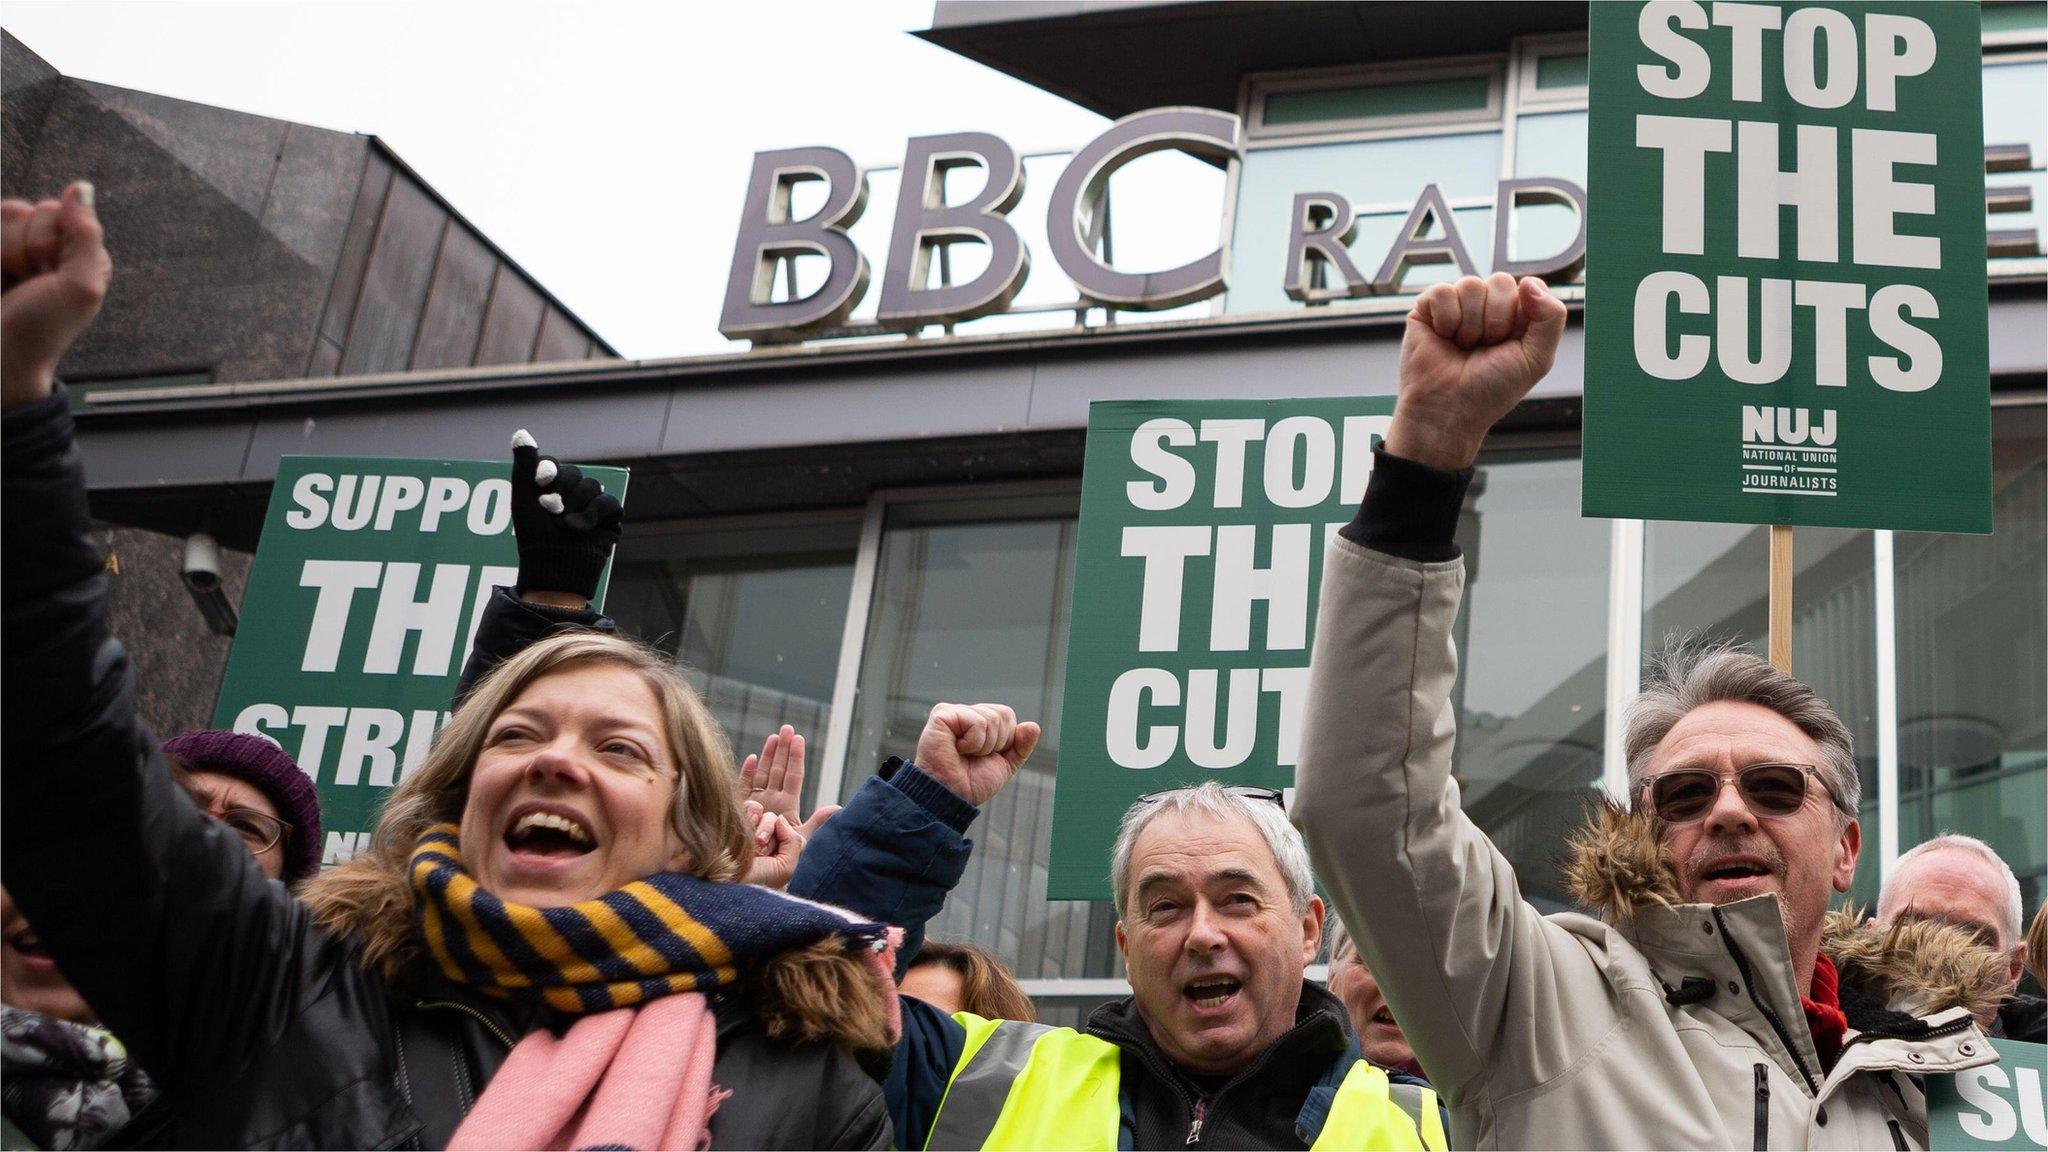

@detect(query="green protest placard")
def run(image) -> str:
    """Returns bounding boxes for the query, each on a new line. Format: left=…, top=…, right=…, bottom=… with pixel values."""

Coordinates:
left=212, top=455, right=628, bottom=866
left=1047, top=397, right=1395, bottom=900
left=1927, top=1037, right=2047, bottom=1150
left=1584, top=1, right=1990, bottom=532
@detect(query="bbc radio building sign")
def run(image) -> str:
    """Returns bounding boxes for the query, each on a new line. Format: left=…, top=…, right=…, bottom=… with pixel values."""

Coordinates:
left=67, top=3, right=2048, bottom=1012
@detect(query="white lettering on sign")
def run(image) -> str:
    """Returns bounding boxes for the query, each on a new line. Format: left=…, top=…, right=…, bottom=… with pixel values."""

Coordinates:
left=296, top=560, right=516, bottom=677
left=1628, top=2, right=1947, bottom=400
left=286, top=473, right=513, bottom=535
left=1105, top=665, right=1316, bottom=771
left=1954, top=1062, right=2048, bottom=1145
left=1108, top=410, right=1388, bottom=776
left=234, top=701, right=451, bottom=787
left=1124, top=416, right=1388, bottom=513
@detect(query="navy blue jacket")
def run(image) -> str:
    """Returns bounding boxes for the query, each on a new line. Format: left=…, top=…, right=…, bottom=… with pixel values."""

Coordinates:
left=788, top=761, right=1440, bottom=1150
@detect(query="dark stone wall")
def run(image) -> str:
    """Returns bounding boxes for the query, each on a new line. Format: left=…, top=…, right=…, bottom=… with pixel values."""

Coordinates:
left=99, top=524, right=252, bottom=737
left=1, top=28, right=612, bottom=392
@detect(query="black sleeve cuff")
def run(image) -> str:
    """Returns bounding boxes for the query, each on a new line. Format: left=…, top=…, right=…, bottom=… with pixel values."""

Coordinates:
left=1336, top=444, right=1473, bottom=563
left=884, top=760, right=981, bottom=835
left=1, top=385, right=76, bottom=473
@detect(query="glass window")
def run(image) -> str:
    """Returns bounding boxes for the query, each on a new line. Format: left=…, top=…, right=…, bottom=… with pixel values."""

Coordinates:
left=1642, top=522, right=1882, bottom=905
left=1983, top=2, right=2048, bottom=38
left=1453, top=453, right=1611, bottom=910
left=1984, top=60, right=2047, bottom=263
left=604, top=521, right=857, bottom=798
left=1226, top=133, right=1502, bottom=315
left=837, top=492, right=1120, bottom=980
left=1264, top=73, right=1494, bottom=127
left=1534, top=52, right=1589, bottom=90
left=1509, top=110, right=1589, bottom=274
left=1894, top=406, right=2046, bottom=911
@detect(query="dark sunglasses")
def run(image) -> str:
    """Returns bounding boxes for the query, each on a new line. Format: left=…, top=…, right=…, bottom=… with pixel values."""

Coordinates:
left=1137, top=785, right=1286, bottom=808
left=1643, top=762, right=1846, bottom=824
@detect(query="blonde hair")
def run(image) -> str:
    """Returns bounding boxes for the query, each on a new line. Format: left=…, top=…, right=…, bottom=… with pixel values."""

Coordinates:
left=302, top=631, right=752, bottom=980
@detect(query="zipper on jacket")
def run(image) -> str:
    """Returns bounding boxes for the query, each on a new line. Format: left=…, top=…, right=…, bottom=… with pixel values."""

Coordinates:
left=416, top=999, right=517, bottom=1050
left=1836, top=1010, right=1973, bottom=1059
left=1186, top=1098, right=1207, bottom=1146
left=1752, top=1063, right=1769, bottom=1151
left=1887, top=1119, right=1908, bottom=1150
left=1712, top=907, right=1819, bottom=1095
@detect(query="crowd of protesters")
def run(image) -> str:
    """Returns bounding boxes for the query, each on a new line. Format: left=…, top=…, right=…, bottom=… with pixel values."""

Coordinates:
left=2, top=181, right=2041, bottom=1152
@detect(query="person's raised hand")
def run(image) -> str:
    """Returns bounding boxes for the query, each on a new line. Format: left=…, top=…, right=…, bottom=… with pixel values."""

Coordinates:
left=2, top=183, right=111, bottom=411
left=1387, top=273, right=1567, bottom=470
left=508, top=429, right=623, bottom=608
left=739, top=725, right=842, bottom=837
left=742, top=800, right=807, bottom=890
left=915, top=702, right=1041, bottom=807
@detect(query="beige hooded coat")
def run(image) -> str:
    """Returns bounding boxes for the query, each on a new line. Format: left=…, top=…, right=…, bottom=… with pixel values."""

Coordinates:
left=1297, top=538, right=2004, bottom=1150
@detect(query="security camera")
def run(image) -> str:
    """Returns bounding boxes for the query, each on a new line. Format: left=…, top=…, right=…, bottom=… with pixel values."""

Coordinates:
left=182, top=533, right=237, bottom=636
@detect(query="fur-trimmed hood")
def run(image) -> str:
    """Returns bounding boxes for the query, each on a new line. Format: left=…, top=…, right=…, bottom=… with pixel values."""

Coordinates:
left=1562, top=800, right=2008, bottom=1024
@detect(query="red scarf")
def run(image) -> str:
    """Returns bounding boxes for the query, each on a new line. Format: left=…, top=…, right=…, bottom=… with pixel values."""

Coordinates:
left=1803, top=953, right=1848, bottom=1071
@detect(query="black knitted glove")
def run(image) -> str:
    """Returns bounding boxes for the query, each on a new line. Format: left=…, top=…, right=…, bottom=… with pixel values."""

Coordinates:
left=509, top=428, right=622, bottom=602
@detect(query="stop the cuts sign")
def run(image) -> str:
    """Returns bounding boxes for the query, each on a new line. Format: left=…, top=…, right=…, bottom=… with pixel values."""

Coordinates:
left=1583, top=1, right=1990, bottom=532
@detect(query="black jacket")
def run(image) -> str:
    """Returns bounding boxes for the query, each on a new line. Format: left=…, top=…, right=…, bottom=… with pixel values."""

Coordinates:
left=0, top=389, right=888, bottom=1150
left=1996, top=993, right=2046, bottom=1044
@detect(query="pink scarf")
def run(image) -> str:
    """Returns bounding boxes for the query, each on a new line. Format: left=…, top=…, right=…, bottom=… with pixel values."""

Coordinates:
left=449, top=993, right=728, bottom=1151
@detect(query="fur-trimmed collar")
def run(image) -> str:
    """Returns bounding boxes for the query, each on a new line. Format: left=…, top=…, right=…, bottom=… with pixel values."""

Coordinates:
left=1562, top=800, right=2007, bottom=1026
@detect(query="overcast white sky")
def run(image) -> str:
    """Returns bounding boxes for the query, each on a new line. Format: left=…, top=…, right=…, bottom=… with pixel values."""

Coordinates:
left=2, top=1, right=1137, bottom=358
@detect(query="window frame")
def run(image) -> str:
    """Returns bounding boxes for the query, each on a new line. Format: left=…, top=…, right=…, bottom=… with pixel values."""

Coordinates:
left=1242, top=55, right=1508, bottom=143
left=1516, top=32, right=1591, bottom=109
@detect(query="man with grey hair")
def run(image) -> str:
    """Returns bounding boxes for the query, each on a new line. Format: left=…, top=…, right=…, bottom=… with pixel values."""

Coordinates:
left=1297, top=273, right=1999, bottom=1149
left=1879, top=834, right=2043, bottom=1041
left=792, top=717, right=1444, bottom=1149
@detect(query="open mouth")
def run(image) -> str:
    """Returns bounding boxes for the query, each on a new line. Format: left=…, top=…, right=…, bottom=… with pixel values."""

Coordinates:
left=503, top=807, right=596, bottom=859
left=1700, top=859, right=1773, bottom=883
left=1183, top=976, right=1242, bottom=1010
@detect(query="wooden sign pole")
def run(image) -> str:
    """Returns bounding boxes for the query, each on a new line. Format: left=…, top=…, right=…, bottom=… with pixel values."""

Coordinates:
left=1768, top=525, right=1794, bottom=673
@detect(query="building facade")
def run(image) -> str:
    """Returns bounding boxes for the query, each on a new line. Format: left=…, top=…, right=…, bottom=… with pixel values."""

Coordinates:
left=24, top=4, right=2048, bottom=1016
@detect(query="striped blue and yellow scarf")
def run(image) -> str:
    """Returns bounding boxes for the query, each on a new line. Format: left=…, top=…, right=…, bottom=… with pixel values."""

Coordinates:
left=409, top=823, right=891, bottom=1015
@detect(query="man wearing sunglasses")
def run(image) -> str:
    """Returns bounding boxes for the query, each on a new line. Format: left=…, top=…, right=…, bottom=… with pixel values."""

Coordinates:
left=1297, top=273, right=2000, bottom=1150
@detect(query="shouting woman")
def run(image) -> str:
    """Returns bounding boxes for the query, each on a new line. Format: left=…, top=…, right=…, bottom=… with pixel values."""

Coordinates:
left=1, top=184, right=895, bottom=1150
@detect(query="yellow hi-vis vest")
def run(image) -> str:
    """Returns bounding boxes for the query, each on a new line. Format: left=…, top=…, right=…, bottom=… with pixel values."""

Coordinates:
left=923, top=1014, right=1449, bottom=1151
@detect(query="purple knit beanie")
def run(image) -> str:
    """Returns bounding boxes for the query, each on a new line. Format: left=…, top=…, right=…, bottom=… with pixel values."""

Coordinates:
left=161, top=730, right=323, bottom=881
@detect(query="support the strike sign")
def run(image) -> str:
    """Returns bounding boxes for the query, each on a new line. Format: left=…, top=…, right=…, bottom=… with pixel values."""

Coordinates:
left=1047, top=397, right=1394, bottom=900
left=1584, top=1, right=1991, bottom=534
left=211, top=456, right=628, bottom=867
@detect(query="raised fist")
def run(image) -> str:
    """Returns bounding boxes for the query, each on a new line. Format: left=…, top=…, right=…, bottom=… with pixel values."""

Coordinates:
left=915, top=703, right=1041, bottom=808
left=1387, top=273, right=1568, bottom=470
left=509, top=429, right=623, bottom=604
left=2, top=183, right=111, bottom=410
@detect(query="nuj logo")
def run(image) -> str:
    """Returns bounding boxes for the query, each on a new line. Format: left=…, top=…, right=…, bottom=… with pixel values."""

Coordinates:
left=1740, top=407, right=1839, bottom=497
left=1742, top=406, right=1837, bottom=447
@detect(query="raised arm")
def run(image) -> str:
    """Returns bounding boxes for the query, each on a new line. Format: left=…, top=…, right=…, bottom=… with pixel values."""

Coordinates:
left=1296, top=274, right=1611, bottom=1104
left=789, top=703, right=1039, bottom=1149
left=454, top=430, right=621, bottom=704
left=1, top=187, right=350, bottom=1094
